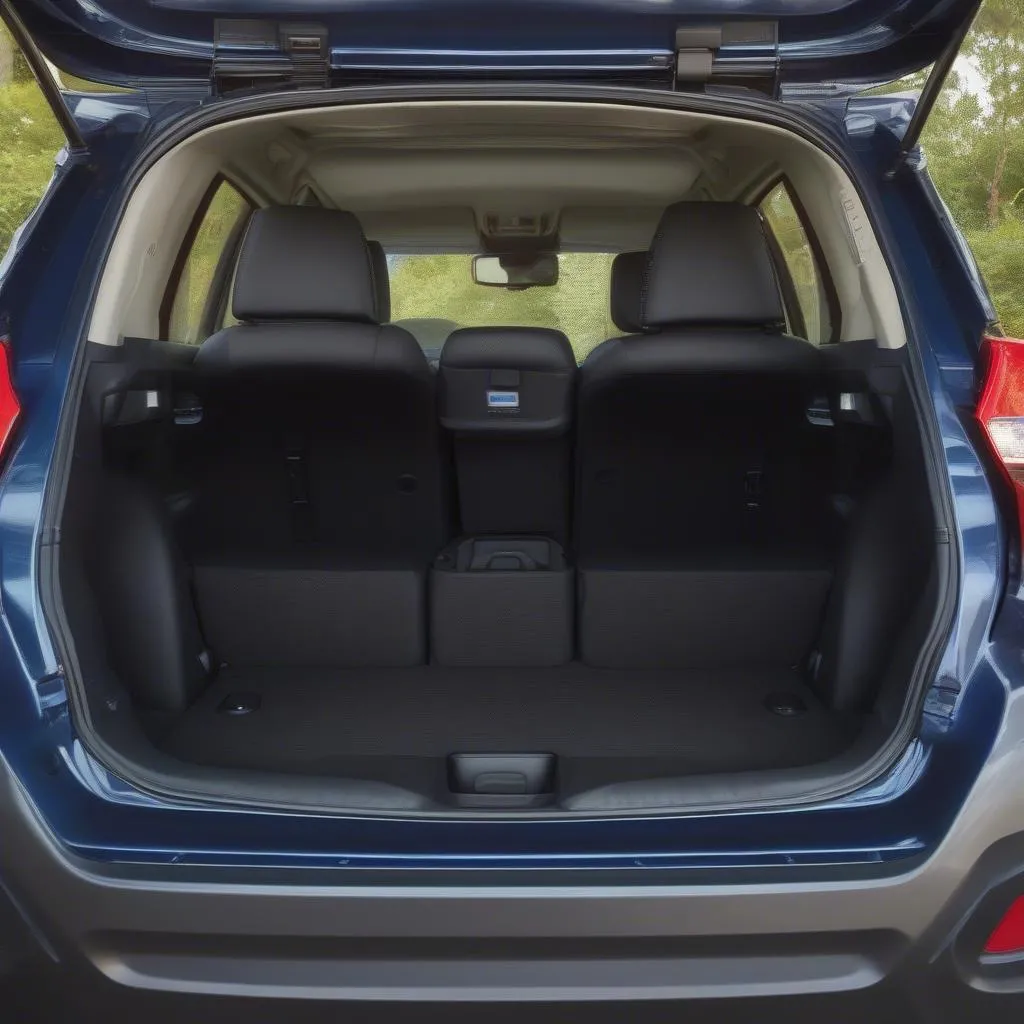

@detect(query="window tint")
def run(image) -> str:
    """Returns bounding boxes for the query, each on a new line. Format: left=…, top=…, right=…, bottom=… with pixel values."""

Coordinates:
left=388, top=253, right=616, bottom=362
left=0, top=20, right=67, bottom=265
left=759, top=182, right=832, bottom=344
left=165, top=180, right=251, bottom=345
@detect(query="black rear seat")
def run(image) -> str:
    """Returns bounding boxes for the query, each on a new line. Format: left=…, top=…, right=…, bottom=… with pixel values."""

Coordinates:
left=438, top=326, right=576, bottom=543
left=431, top=326, right=577, bottom=666
left=177, top=204, right=833, bottom=674
left=576, top=202, right=833, bottom=668
left=185, top=206, right=446, bottom=667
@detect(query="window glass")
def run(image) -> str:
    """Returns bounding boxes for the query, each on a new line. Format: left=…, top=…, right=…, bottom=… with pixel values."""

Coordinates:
left=166, top=180, right=251, bottom=344
left=0, top=20, right=67, bottom=264
left=388, top=253, right=616, bottom=362
left=759, top=182, right=831, bottom=344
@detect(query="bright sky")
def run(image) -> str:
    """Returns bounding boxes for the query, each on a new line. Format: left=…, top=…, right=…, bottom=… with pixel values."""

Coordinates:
left=956, top=54, right=992, bottom=112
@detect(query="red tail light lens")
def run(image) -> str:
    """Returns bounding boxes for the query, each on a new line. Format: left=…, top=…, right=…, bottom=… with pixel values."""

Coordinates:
left=0, top=339, right=19, bottom=462
left=976, top=335, right=1024, bottom=542
left=985, top=895, right=1024, bottom=956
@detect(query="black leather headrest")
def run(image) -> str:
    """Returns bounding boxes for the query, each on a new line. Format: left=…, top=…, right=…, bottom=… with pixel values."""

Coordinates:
left=642, top=202, right=784, bottom=330
left=610, top=251, right=646, bottom=334
left=232, top=206, right=378, bottom=323
left=441, top=327, right=575, bottom=372
left=367, top=241, right=390, bottom=323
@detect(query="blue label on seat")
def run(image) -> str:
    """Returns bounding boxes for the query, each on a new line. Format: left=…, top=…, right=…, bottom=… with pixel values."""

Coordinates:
left=487, top=390, right=520, bottom=409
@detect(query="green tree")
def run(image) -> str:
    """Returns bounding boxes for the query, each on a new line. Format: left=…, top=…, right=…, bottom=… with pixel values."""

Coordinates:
left=965, top=0, right=1024, bottom=228
left=911, top=0, right=1024, bottom=335
left=897, top=1, right=1024, bottom=234
left=0, top=21, right=65, bottom=262
left=966, top=219, right=1024, bottom=333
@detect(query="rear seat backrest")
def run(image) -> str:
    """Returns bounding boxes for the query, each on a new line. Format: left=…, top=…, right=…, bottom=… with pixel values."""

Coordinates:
left=438, top=326, right=576, bottom=544
left=579, top=202, right=827, bottom=558
left=432, top=326, right=577, bottom=666
left=191, top=206, right=442, bottom=560
left=184, top=206, right=445, bottom=667
left=576, top=202, right=832, bottom=669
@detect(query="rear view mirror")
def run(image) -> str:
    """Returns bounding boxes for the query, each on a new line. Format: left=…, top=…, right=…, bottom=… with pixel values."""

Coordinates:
left=473, top=254, right=559, bottom=288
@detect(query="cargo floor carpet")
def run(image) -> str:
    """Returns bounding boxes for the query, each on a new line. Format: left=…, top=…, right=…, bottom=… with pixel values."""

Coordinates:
left=159, top=665, right=861, bottom=797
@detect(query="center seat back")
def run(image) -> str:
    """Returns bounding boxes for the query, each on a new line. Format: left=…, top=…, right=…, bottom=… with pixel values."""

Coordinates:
left=438, top=326, right=576, bottom=544
left=577, top=202, right=832, bottom=669
left=430, top=326, right=577, bottom=667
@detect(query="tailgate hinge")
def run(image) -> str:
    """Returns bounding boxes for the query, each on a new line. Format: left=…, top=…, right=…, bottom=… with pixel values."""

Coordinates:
left=674, top=22, right=780, bottom=99
left=213, top=20, right=330, bottom=96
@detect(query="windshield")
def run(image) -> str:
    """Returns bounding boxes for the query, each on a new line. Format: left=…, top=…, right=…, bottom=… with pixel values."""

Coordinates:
left=387, top=253, right=617, bottom=362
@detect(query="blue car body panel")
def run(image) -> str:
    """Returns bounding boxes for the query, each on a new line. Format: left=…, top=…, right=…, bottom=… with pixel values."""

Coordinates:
left=0, top=79, right=1008, bottom=874
left=11, top=0, right=982, bottom=90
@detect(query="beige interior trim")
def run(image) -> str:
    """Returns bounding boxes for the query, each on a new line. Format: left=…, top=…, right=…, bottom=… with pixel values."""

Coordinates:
left=87, top=99, right=906, bottom=349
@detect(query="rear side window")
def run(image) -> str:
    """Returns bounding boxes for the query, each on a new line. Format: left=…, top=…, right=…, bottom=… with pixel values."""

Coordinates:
left=759, top=182, right=833, bottom=344
left=163, top=179, right=251, bottom=345
left=0, top=20, right=67, bottom=264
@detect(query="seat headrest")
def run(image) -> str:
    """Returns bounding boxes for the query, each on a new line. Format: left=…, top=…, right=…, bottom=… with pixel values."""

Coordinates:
left=610, top=251, right=646, bottom=334
left=232, top=206, right=379, bottom=323
left=367, top=240, right=391, bottom=323
left=642, top=202, right=784, bottom=330
left=440, top=327, right=575, bottom=372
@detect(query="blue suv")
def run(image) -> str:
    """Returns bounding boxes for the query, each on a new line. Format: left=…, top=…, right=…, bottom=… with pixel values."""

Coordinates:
left=1, top=0, right=1023, bottom=1020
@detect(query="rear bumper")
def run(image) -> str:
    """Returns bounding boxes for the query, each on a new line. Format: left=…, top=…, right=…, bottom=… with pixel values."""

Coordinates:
left=3, top=758, right=1024, bottom=1021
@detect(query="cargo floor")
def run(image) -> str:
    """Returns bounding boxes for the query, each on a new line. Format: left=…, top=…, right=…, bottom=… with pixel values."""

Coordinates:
left=159, top=665, right=861, bottom=797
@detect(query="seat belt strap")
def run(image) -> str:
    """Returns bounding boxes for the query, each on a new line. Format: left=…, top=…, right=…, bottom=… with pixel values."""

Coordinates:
left=285, top=435, right=312, bottom=542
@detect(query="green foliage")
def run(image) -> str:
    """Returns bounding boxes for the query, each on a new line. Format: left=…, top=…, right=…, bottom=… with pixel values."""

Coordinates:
left=916, top=0, right=1024, bottom=333
left=0, top=21, right=123, bottom=267
left=0, top=20, right=65, bottom=261
left=965, top=217, right=1024, bottom=336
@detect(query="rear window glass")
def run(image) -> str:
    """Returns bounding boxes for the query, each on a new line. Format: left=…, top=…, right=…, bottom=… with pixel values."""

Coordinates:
left=164, top=179, right=251, bottom=345
left=388, top=253, right=616, bottom=362
left=759, top=182, right=832, bottom=344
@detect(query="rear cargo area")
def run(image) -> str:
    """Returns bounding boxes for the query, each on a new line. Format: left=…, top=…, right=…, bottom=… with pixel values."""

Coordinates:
left=50, top=101, right=944, bottom=814
left=161, top=665, right=859, bottom=798
left=58, top=310, right=932, bottom=812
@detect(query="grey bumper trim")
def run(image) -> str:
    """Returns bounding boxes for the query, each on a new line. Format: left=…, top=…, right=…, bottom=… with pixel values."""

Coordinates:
left=4, top=689, right=1024, bottom=1000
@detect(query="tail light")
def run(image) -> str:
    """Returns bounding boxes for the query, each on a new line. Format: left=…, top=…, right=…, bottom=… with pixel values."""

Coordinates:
left=985, top=895, right=1024, bottom=956
left=976, top=335, right=1024, bottom=543
left=975, top=341, right=1024, bottom=960
left=0, top=338, right=19, bottom=461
